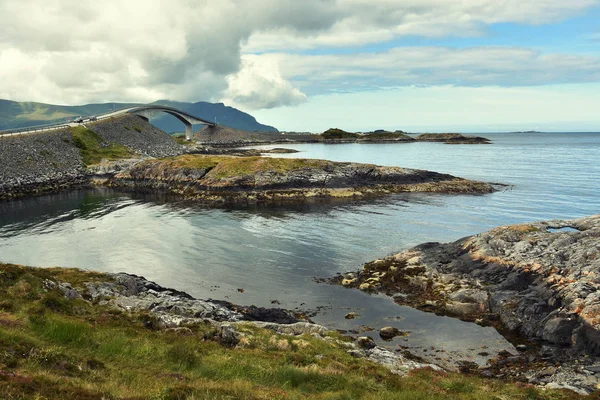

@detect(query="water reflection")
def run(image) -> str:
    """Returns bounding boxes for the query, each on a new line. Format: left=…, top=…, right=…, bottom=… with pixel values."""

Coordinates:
left=1, top=133, right=599, bottom=367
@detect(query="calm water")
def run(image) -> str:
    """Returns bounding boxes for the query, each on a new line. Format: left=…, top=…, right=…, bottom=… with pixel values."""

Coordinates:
left=1, top=132, right=599, bottom=366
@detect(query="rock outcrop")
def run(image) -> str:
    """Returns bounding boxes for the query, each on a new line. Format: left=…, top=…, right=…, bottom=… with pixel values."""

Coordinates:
left=89, top=115, right=183, bottom=158
left=0, top=128, right=87, bottom=199
left=415, top=133, right=491, bottom=144
left=335, top=215, right=600, bottom=353
left=331, top=215, right=600, bottom=393
left=50, top=270, right=438, bottom=377
left=102, top=154, right=496, bottom=205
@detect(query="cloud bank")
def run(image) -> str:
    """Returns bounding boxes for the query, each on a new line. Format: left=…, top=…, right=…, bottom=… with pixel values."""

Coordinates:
left=0, top=0, right=599, bottom=109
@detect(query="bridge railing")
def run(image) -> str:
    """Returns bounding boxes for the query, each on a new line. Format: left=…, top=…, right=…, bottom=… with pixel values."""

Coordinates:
left=0, top=105, right=139, bottom=136
left=0, top=123, right=71, bottom=136
left=95, top=106, right=139, bottom=119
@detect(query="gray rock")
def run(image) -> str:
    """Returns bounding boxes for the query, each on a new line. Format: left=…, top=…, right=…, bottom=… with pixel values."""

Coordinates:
left=340, top=215, right=600, bottom=355
left=543, top=317, right=578, bottom=345
left=345, top=312, right=360, bottom=320
left=247, top=321, right=328, bottom=337
left=449, top=288, right=488, bottom=305
left=85, top=281, right=119, bottom=301
left=220, top=324, right=242, bottom=347
left=545, top=382, right=591, bottom=396
left=516, top=344, right=528, bottom=352
left=585, top=365, right=600, bottom=373
left=0, top=115, right=184, bottom=200
left=58, top=282, right=82, bottom=299
left=348, top=349, right=364, bottom=358
left=379, top=327, right=406, bottom=341
left=357, top=336, right=376, bottom=350
left=365, top=347, right=442, bottom=376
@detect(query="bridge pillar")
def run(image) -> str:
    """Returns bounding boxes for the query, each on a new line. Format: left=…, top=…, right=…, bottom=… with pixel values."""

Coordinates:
left=185, top=122, right=193, bottom=141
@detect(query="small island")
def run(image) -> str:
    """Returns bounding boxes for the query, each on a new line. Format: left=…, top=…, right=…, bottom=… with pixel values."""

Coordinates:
left=96, top=153, right=495, bottom=205
left=414, top=133, right=491, bottom=144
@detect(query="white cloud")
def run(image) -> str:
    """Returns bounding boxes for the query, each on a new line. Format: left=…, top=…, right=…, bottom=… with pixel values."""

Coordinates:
left=223, top=55, right=307, bottom=110
left=0, top=0, right=599, bottom=107
left=249, top=47, right=600, bottom=96
left=252, top=84, right=600, bottom=132
left=244, top=0, right=600, bottom=52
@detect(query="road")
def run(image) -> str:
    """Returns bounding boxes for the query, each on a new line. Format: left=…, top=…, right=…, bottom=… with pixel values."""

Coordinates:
left=0, top=107, right=136, bottom=137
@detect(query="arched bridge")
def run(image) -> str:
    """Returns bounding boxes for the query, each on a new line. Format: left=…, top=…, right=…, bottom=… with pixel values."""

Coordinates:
left=1, top=104, right=216, bottom=140
left=126, top=105, right=216, bottom=141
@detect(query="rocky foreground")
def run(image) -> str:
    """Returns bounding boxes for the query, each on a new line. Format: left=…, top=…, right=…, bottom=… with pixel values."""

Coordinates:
left=0, top=262, right=587, bottom=398
left=93, top=154, right=495, bottom=205
left=331, top=215, right=600, bottom=394
left=57, top=271, right=438, bottom=374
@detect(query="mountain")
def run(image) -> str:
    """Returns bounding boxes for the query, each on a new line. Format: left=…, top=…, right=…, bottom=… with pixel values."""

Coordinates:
left=150, top=100, right=277, bottom=133
left=0, top=99, right=278, bottom=133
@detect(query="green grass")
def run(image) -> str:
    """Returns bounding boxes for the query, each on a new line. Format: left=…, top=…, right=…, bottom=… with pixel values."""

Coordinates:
left=174, top=136, right=193, bottom=145
left=362, top=132, right=412, bottom=140
left=136, top=155, right=330, bottom=179
left=207, top=156, right=329, bottom=178
left=151, top=154, right=224, bottom=170
left=319, top=128, right=359, bottom=139
left=0, top=262, right=590, bottom=399
left=70, top=126, right=135, bottom=165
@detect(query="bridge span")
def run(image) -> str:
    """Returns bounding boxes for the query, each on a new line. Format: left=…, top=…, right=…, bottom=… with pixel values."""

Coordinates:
left=127, top=105, right=216, bottom=141
left=0, top=105, right=216, bottom=141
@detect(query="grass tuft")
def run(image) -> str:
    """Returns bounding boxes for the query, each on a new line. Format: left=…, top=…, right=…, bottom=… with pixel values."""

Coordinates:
left=70, top=126, right=135, bottom=165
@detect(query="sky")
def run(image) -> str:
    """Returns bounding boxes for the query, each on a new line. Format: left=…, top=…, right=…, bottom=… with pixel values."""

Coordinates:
left=1, top=0, right=599, bottom=132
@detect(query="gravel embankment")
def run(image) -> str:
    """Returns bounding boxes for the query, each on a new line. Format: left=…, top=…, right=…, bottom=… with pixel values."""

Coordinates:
left=89, top=115, right=183, bottom=158
left=0, top=115, right=184, bottom=199
left=0, top=128, right=86, bottom=198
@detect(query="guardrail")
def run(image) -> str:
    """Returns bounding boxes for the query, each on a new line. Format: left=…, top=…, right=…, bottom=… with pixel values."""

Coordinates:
left=95, top=106, right=136, bottom=118
left=0, top=123, right=72, bottom=136
left=0, top=107, right=133, bottom=137
left=0, top=104, right=140, bottom=137
left=0, top=104, right=184, bottom=137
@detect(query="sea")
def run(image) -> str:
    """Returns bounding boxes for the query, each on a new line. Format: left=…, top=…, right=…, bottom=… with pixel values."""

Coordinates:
left=1, top=132, right=598, bottom=366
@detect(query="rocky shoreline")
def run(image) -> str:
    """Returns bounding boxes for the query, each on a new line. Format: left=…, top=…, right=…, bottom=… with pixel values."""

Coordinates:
left=93, top=154, right=496, bottom=205
left=328, top=215, right=600, bottom=394
left=196, top=126, right=491, bottom=147
left=41, top=268, right=439, bottom=377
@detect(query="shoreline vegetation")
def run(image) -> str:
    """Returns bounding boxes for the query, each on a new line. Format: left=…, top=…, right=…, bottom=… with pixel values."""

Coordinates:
left=0, top=262, right=587, bottom=399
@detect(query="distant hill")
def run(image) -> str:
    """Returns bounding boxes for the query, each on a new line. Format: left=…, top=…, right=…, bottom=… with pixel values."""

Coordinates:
left=0, top=99, right=278, bottom=133
left=150, top=100, right=277, bottom=133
